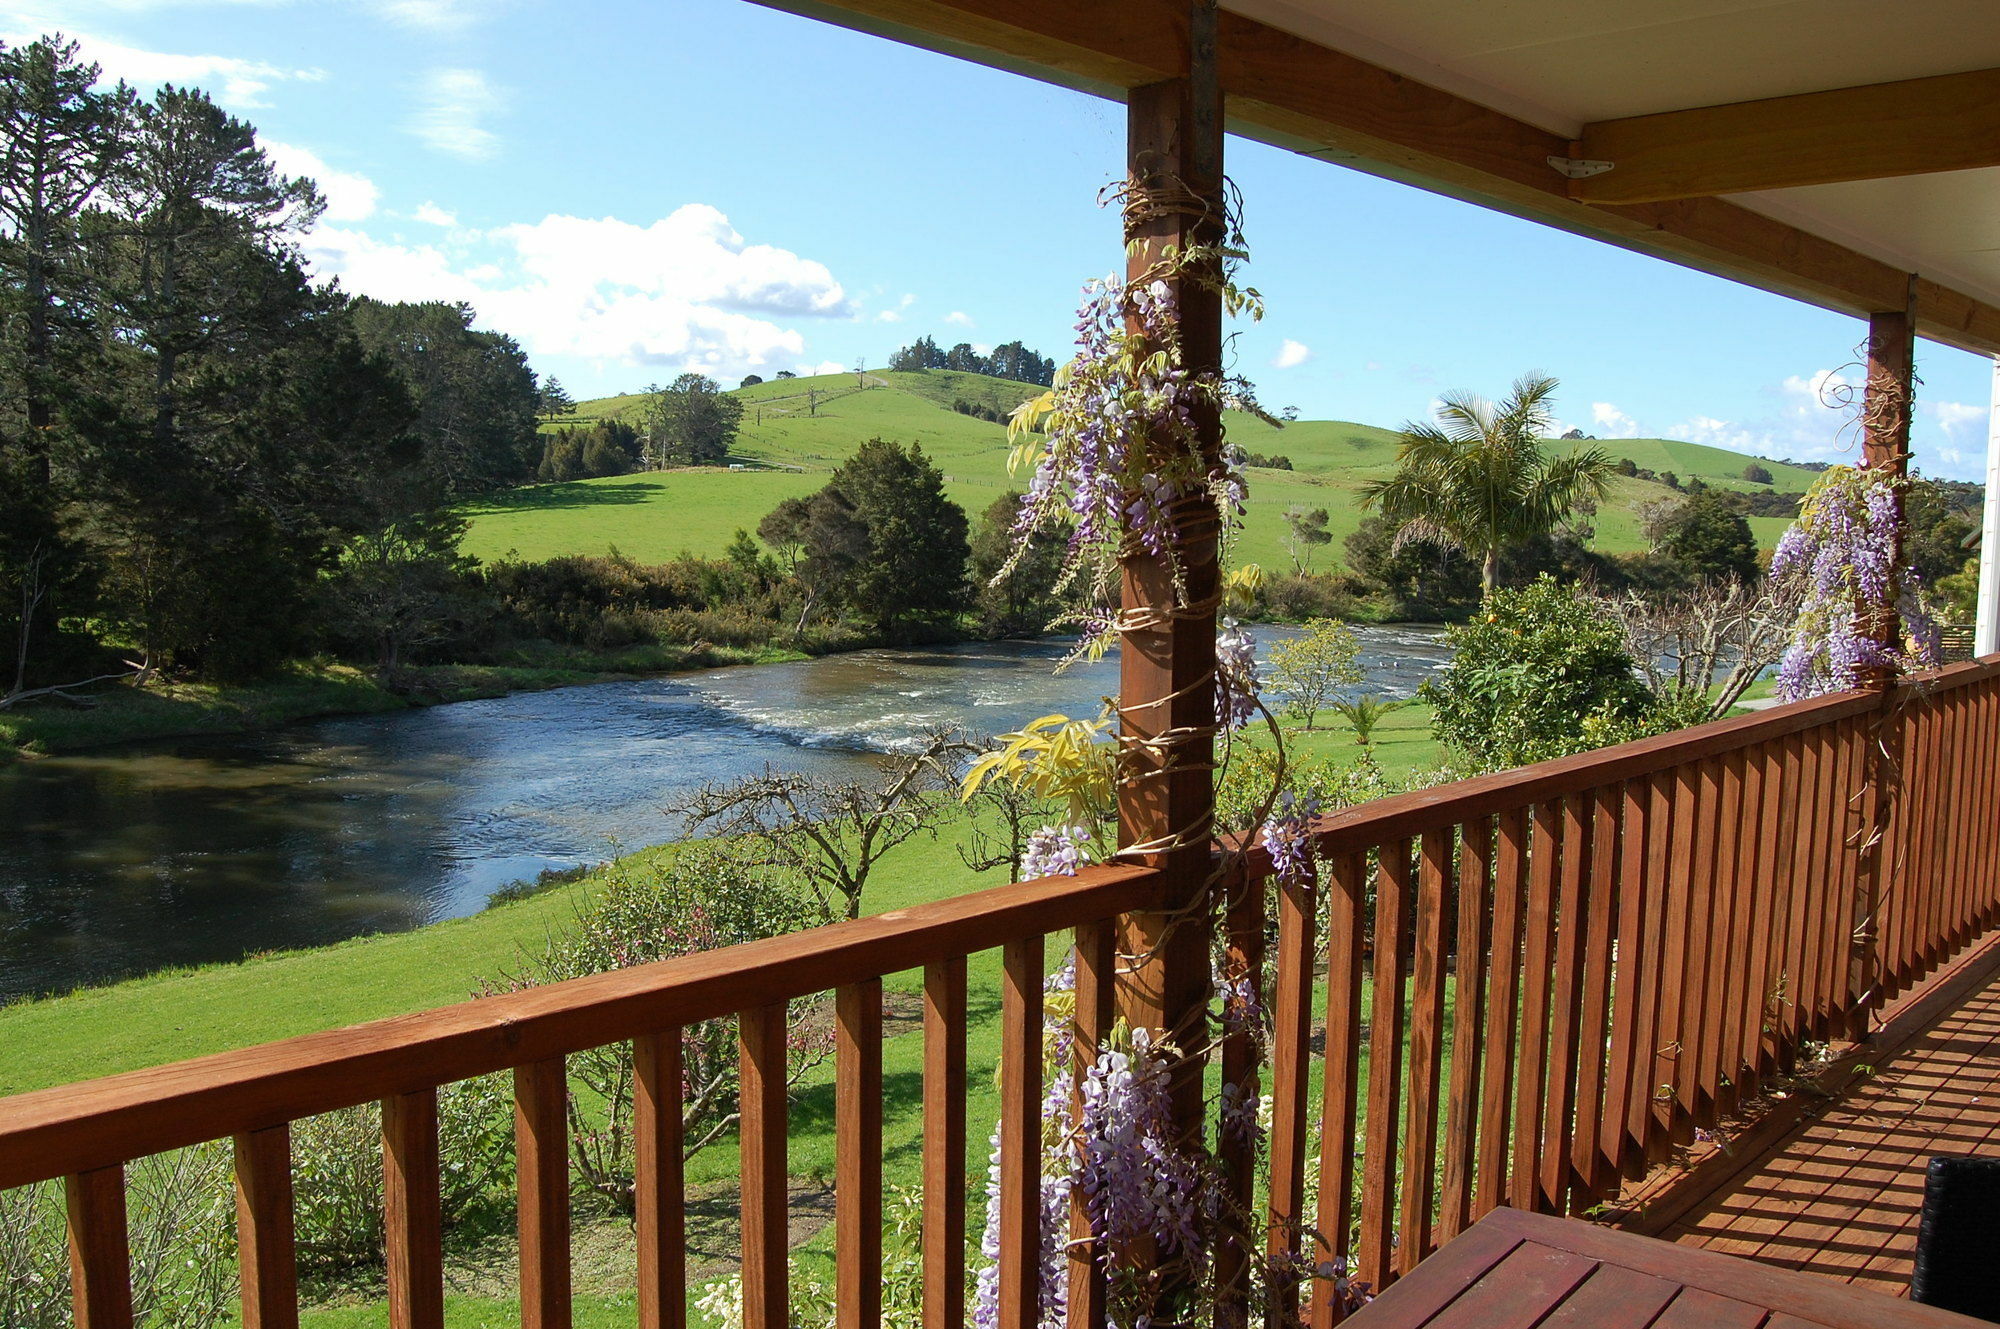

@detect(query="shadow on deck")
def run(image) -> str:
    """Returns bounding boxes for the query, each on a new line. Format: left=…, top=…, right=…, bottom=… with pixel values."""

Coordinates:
left=1610, top=934, right=2000, bottom=1299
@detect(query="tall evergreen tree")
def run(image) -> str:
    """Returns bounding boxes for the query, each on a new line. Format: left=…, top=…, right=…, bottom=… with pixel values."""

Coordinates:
left=824, top=438, right=968, bottom=635
left=0, top=35, right=130, bottom=473
left=349, top=298, right=540, bottom=494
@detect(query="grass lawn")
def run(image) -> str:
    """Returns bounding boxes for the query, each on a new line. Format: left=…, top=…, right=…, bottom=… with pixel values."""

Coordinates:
left=466, top=372, right=1812, bottom=574
left=0, top=708, right=1452, bottom=1326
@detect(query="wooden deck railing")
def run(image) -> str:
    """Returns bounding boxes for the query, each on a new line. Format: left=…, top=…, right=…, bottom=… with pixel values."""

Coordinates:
left=2, top=659, right=1997, bottom=1328
left=1271, top=655, right=2000, bottom=1321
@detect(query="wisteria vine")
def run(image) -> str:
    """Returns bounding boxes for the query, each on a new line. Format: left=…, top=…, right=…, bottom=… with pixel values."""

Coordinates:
left=1771, top=465, right=1941, bottom=700
left=959, top=181, right=1360, bottom=1327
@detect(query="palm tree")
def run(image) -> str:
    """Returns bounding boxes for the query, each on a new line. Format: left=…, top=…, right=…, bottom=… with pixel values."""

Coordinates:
left=1360, top=373, right=1615, bottom=598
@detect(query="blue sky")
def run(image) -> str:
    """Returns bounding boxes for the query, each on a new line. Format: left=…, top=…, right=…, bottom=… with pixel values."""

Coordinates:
left=17, top=0, right=1996, bottom=479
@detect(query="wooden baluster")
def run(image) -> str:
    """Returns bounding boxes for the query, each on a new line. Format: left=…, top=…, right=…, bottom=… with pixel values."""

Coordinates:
left=1311, top=850, right=1367, bottom=1328
left=1540, top=796, right=1591, bottom=1214
left=1360, top=839, right=1412, bottom=1290
left=1603, top=777, right=1652, bottom=1179
left=1266, top=857, right=1318, bottom=1328
left=1888, top=700, right=1920, bottom=992
left=741, top=1002, right=789, bottom=1329
left=1438, top=816, right=1492, bottom=1240
left=67, top=1164, right=133, bottom=1329
left=923, top=957, right=968, bottom=1329
left=1070, top=923, right=1114, bottom=1329
left=1976, top=684, right=2000, bottom=930
left=1904, top=696, right=1936, bottom=976
left=235, top=1124, right=299, bottom=1329
left=1509, top=803, right=1559, bottom=1210
left=635, top=1031, right=686, bottom=1329
left=1399, top=830, right=1452, bottom=1268
left=1832, top=718, right=1872, bottom=1033
left=1734, top=745, right=1776, bottom=1102
left=1216, top=869, right=1264, bottom=1326
left=1634, top=772, right=1677, bottom=1165
left=1680, top=759, right=1723, bottom=1131
left=1765, top=736, right=1804, bottom=1068
left=1947, top=691, right=1978, bottom=949
left=1572, top=785, right=1620, bottom=1200
left=384, top=1088, right=444, bottom=1329
left=998, top=936, right=1044, bottom=1329
left=1777, top=733, right=1819, bottom=1072
left=1704, top=752, right=1752, bottom=1112
left=1474, top=809, right=1527, bottom=1216
left=517, top=1058, right=571, bottom=1329
left=1653, top=765, right=1698, bottom=1143
left=837, top=981, right=884, bottom=1329
left=1832, top=720, right=1872, bottom=1032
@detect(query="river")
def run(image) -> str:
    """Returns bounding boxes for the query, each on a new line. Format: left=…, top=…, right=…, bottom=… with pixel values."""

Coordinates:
left=0, top=625, right=1448, bottom=1002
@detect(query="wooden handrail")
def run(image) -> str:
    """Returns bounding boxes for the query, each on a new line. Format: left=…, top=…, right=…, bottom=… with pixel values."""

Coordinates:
left=1252, top=657, right=2000, bottom=868
left=0, top=861, right=1164, bottom=1191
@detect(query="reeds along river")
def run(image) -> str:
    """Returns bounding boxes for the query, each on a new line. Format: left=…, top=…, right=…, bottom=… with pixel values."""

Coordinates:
left=0, top=626, right=1448, bottom=1003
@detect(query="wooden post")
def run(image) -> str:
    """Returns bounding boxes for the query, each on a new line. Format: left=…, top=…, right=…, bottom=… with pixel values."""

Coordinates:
left=1113, top=2, right=1223, bottom=1315
left=1850, top=294, right=1917, bottom=1039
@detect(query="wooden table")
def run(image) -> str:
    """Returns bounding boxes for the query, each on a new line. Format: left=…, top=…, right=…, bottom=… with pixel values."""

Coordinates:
left=1347, top=1207, right=1991, bottom=1328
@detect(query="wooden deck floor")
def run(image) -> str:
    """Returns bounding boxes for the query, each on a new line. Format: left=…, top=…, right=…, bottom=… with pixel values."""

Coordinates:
left=1659, top=946, right=2000, bottom=1298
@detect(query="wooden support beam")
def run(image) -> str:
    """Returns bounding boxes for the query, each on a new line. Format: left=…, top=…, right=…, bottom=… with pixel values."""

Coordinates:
left=1850, top=297, right=1917, bottom=1041
left=1571, top=68, right=2000, bottom=204
left=748, top=0, right=2000, bottom=356
left=1112, top=5, right=1222, bottom=1314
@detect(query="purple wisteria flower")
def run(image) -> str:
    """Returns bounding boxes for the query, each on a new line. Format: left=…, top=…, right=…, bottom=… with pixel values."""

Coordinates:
left=1021, top=824, right=1093, bottom=879
left=1771, top=466, right=1942, bottom=700
left=1216, top=618, right=1260, bottom=729
left=1261, top=790, right=1321, bottom=885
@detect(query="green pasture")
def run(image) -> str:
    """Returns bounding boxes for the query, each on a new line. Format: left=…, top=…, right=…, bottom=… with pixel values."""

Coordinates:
left=473, top=371, right=1812, bottom=573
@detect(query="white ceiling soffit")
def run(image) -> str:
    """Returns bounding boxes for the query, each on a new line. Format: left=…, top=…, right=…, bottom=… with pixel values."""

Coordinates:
left=1225, top=0, right=2000, bottom=313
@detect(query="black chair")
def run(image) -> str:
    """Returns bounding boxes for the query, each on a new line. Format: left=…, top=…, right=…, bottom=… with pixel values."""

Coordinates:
left=1912, top=1155, right=2000, bottom=1322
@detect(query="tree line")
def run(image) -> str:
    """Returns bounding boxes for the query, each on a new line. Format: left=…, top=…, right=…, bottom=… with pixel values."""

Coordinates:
left=0, top=35, right=543, bottom=692
left=887, top=334, right=1057, bottom=385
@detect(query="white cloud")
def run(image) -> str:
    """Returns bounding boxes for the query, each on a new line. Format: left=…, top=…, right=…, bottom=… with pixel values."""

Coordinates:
left=1590, top=401, right=1641, bottom=439
left=1666, top=367, right=1863, bottom=465
left=261, top=140, right=377, bottom=221
left=44, top=30, right=323, bottom=108
left=1273, top=338, right=1312, bottom=369
left=797, top=360, right=846, bottom=377
left=1929, top=400, right=1985, bottom=439
left=944, top=310, right=974, bottom=327
left=410, top=68, right=500, bottom=160
left=412, top=201, right=458, bottom=228
left=874, top=293, right=917, bottom=323
left=372, top=0, right=482, bottom=30
left=300, top=204, right=851, bottom=378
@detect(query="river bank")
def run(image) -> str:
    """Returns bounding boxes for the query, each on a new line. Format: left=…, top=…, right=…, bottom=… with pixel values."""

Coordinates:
left=0, top=643, right=801, bottom=764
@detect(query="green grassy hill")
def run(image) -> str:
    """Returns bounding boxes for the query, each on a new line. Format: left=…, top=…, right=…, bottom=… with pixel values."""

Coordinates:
left=466, top=371, right=1810, bottom=571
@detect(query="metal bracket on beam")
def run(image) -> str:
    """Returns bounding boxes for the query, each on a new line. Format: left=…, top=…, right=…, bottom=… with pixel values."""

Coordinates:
left=1548, top=155, right=1615, bottom=180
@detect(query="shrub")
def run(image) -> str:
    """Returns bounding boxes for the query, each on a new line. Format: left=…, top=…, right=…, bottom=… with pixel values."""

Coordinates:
left=0, top=1145, right=237, bottom=1328
left=480, top=846, right=825, bottom=1212
left=290, top=1074, right=515, bottom=1281
left=1422, top=575, right=1655, bottom=769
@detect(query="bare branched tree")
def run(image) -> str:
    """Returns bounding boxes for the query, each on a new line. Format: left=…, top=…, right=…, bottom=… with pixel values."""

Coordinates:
left=671, top=727, right=972, bottom=920
left=958, top=777, right=1061, bottom=881
left=1590, top=578, right=1801, bottom=722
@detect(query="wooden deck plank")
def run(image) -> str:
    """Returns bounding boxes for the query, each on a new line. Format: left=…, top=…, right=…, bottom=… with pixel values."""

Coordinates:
left=1666, top=968, right=2000, bottom=1296
left=1416, top=1242, right=1598, bottom=1329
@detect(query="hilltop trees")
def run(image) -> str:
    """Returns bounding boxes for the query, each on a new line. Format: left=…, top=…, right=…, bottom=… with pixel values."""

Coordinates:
left=641, top=372, right=743, bottom=467
left=887, top=334, right=1056, bottom=385
left=1361, top=372, right=1615, bottom=598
